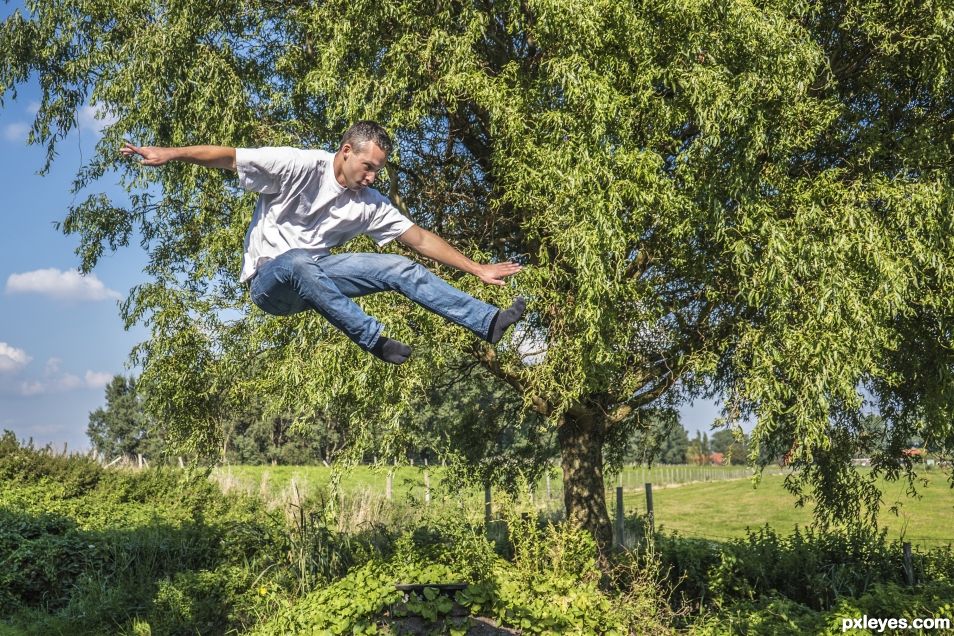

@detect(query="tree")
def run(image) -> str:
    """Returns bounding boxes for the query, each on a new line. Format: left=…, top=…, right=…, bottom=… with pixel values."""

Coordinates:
left=622, top=410, right=687, bottom=465
left=710, top=429, right=747, bottom=465
left=658, top=422, right=690, bottom=465
left=87, top=375, right=158, bottom=460
left=687, top=431, right=711, bottom=466
left=6, top=1, right=954, bottom=553
left=400, top=355, right=554, bottom=492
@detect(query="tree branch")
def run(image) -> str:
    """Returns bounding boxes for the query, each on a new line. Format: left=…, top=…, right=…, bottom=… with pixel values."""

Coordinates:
left=470, top=342, right=553, bottom=417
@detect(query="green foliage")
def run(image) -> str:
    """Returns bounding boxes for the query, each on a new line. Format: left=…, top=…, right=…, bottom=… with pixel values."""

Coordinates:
left=86, top=375, right=160, bottom=461
left=710, top=429, right=748, bottom=465
left=400, top=358, right=555, bottom=492
left=6, top=0, right=954, bottom=549
left=257, top=511, right=675, bottom=635
left=0, top=436, right=293, bottom=634
left=656, top=523, right=954, bottom=616
left=0, top=431, right=102, bottom=498
left=619, top=409, right=689, bottom=465
left=5, top=437, right=954, bottom=635
left=692, top=581, right=954, bottom=636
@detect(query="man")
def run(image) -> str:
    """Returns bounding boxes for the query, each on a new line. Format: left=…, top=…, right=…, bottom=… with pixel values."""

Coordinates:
left=120, top=121, right=526, bottom=364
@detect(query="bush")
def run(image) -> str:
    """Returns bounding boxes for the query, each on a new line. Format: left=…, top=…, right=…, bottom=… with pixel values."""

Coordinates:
left=0, top=431, right=101, bottom=498
left=0, top=436, right=281, bottom=634
left=691, top=580, right=954, bottom=636
left=656, top=524, right=931, bottom=611
left=255, top=511, right=675, bottom=635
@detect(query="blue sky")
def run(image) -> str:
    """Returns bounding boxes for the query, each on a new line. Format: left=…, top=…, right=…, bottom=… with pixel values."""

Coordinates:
left=0, top=5, right=726, bottom=453
left=0, top=77, right=150, bottom=452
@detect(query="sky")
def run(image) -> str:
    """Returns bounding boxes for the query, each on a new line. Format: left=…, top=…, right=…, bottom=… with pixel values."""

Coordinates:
left=0, top=77, right=150, bottom=452
left=0, top=6, right=727, bottom=454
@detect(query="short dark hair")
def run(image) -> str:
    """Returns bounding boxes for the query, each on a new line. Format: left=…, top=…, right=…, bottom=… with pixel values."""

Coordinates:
left=340, top=120, right=392, bottom=155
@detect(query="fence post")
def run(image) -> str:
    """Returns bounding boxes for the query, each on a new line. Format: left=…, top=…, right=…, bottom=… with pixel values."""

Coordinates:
left=424, top=468, right=430, bottom=505
left=903, top=542, right=914, bottom=586
left=386, top=469, right=393, bottom=501
left=644, top=482, right=655, bottom=537
left=545, top=472, right=552, bottom=502
left=484, top=485, right=492, bottom=527
left=615, top=486, right=624, bottom=549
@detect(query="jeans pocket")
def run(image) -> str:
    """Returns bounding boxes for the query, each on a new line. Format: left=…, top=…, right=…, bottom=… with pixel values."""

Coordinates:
left=251, top=285, right=296, bottom=316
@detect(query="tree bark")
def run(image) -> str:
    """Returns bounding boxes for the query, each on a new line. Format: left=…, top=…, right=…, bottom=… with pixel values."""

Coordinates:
left=558, top=408, right=612, bottom=553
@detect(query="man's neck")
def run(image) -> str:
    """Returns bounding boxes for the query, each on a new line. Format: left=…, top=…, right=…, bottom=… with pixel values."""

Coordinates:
left=332, top=150, right=347, bottom=188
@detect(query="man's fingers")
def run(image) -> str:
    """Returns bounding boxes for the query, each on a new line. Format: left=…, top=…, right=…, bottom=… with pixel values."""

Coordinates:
left=120, top=142, right=145, bottom=159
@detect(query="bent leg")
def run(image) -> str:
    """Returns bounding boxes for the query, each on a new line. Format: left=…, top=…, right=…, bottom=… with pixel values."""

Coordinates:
left=249, top=249, right=384, bottom=350
left=317, top=253, right=498, bottom=339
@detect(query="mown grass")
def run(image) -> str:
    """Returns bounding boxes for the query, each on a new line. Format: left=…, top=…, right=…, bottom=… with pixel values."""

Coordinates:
left=627, top=472, right=954, bottom=546
left=211, top=464, right=954, bottom=547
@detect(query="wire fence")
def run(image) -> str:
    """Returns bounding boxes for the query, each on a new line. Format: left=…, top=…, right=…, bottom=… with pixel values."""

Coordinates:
left=207, top=461, right=954, bottom=550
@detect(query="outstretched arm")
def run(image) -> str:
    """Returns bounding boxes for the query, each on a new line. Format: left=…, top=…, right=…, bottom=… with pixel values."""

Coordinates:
left=120, top=142, right=236, bottom=171
left=397, top=225, right=522, bottom=286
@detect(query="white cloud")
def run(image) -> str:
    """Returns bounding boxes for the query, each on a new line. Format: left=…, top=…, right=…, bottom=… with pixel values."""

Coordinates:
left=44, top=357, right=62, bottom=375
left=5, top=268, right=122, bottom=302
left=26, top=101, right=40, bottom=115
left=84, top=370, right=112, bottom=388
left=18, top=369, right=112, bottom=396
left=0, top=342, right=31, bottom=373
left=77, top=103, right=118, bottom=134
left=2, top=122, right=29, bottom=143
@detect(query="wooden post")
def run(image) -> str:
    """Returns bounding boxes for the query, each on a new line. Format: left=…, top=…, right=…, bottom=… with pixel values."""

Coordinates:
left=424, top=468, right=430, bottom=505
left=545, top=472, right=552, bottom=502
left=903, top=542, right=914, bottom=586
left=178, top=456, right=184, bottom=468
left=644, top=482, right=655, bottom=536
left=615, top=486, right=624, bottom=549
left=386, top=469, right=393, bottom=501
left=484, top=485, right=492, bottom=527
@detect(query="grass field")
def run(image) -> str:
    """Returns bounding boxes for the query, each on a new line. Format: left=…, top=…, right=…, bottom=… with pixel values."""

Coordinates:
left=210, top=463, right=954, bottom=547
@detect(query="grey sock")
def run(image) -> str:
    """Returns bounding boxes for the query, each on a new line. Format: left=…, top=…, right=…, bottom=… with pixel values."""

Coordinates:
left=488, top=297, right=526, bottom=344
left=369, top=336, right=412, bottom=364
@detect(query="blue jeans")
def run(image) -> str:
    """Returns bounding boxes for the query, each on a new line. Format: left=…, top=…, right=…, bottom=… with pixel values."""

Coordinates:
left=249, top=249, right=498, bottom=350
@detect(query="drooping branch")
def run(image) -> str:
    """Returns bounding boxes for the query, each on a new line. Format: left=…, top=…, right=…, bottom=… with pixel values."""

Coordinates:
left=470, top=342, right=553, bottom=417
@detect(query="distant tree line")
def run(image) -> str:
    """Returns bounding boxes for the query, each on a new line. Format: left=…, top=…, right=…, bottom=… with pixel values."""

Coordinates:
left=88, top=371, right=756, bottom=469
left=87, top=375, right=344, bottom=465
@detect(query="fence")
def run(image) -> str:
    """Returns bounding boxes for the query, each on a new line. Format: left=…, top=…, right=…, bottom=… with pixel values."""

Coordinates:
left=85, top=456, right=949, bottom=553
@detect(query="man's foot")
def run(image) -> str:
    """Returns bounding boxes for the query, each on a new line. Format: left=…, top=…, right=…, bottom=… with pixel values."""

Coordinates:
left=487, top=297, right=526, bottom=344
left=369, top=336, right=412, bottom=364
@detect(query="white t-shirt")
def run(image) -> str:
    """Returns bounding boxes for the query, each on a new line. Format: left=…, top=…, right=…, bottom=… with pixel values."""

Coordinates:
left=236, top=147, right=415, bottom=282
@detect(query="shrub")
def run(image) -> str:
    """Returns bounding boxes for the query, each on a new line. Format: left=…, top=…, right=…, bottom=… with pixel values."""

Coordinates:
left=657, top=524, right=925, bottom=611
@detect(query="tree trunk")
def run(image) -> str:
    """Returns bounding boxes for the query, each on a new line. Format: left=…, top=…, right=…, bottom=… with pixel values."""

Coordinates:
left=558, top=409, right=612, bottom=553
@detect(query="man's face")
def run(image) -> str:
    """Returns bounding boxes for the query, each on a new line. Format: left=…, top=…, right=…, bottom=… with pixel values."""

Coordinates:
left=341, top=142, right=388, bottom=191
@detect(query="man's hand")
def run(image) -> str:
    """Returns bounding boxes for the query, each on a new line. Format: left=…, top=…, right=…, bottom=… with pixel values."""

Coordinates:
left=398, top=225, right=524, bottom=285
left=120, top=142, right=172, bottom=166
left=119, top=143, right=236, bottom=171
left=473, top=261, right=523, bottom=286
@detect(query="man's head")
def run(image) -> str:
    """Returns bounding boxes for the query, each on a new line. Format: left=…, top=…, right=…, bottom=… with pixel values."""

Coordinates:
left=336, top=120, right=392, bottom=191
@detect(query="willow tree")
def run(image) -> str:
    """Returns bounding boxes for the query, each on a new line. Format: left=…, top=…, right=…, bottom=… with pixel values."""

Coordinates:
left=4, top=0, right=954, bottom=549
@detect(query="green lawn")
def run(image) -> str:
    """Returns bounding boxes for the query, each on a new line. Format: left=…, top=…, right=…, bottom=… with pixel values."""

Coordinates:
left=210, top=464, right=954, bottom=547
left=616, top=471, right=954, bottom=546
